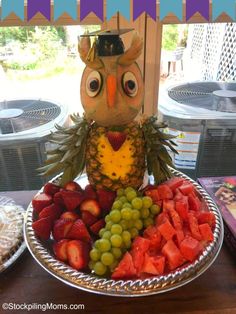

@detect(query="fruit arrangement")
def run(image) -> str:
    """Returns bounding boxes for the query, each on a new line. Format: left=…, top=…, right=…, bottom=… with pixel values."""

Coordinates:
left=32, top=177, right=215, bottom=279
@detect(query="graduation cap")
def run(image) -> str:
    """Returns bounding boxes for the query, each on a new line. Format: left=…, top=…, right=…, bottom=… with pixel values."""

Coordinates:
left=81, top=29, right=134, bottom=57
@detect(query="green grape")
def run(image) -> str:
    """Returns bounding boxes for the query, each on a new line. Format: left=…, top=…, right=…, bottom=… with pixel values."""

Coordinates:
left=132, top=209, right=140, bottom=220
left=117, top=188, right=125, bottom=197
left=110, top=234, right=123, bottom=248
left=90, top=248, right=101, bottom=262
left=130, top=228, right=139, bottom=239
left=112, top=200, right=123, bottom=210
left=127, top=220, right=134, bottom=228
left=121, top=208, right=132, bottom=220
left=102, top=230, right=112, bottom=240
left=109, top=210, right=121, bottom=223
left=126, top=190, right=137, bottom=202
left=89, top=260, right=95, bottom=270
left=141, top=208, right=150, bottom=219
left=105, top=221, right=113, bottom=230
left=144, top=217, right=154, bottom=228
left=134, top=219, right=143, bottom=230
left=120, top=219, right=129, bottom=230
left=142, top=196, right=153, bottom=209
left=99, top=228, right=106, bottom=237
left=111, top=247, right=122, bottom=259
left=125, top=187, right=136, bottom=194
left=119, top=196, right=128, bottom=204
left=150, top=204, right=161, bottom=215
left=101, top=252, right=114, bottom=266
left=94, top=262, right=107, bottom=276
left=124, top=239, right=132, bottom=249
left=105, top=215, right=111, bottom=223
left=96, top=239, right=111, bottom=252
left=109, top=260, right=119, bottom=272
left=122, top=230, right=131, bottom=242
left=111, top=224, right=123, bottom=235
left=122, top=202, right=132, bottom=208
left=131, top=197, right=143, bottom=210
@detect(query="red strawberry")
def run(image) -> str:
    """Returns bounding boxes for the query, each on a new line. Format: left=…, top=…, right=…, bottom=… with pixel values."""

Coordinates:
left=80, top=199, right=101, bottom=217
left=32, top=217, right=52, bottom=240
left=53, top=191, right=65, bottom=207
left=67, top=240, right=90, bottom=270
left=61, top=190, right=84, bottom=211
left=60, top=212, right=80, bottom=222
left=90, top=219, right=105, bottom=236
left=43, top=182, right=60, bottom=196
left=67, top=219, right=91, bottom=242
left=52, top=219, right=74, bottom=241
left=106, top=131, right=127, bottom=151
left=64, top=181, right=82, bottom=192
left=53, top=239, right=69, bottom=262
left=39, top=204, right=63, bottom=221
left=84, top=185, right=97, bottom=200
left=97, top=189, right=116, bottom=213
left=81, top=211, right=98, bottom=226
left=32, top=193, right=53, bottom=214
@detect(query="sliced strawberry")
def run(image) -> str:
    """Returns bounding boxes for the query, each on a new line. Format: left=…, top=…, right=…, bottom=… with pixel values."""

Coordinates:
left=53, top=239, right=69, bottom=262
left=84, top=185, right=97, bottom=200
left=32, top=193, right=53, bottom=214
left=60, top=212, right=80, bottom=222
left=90, top=219, right=105, bottom=236
left=67, top=240, right=90, bottom=270
left=106, top=130, right=127, bottom=151
left=52, top=219, right=74, bottom=241
left=43, top=182, right=60, bottom=196
left=32, top=217, right=52, bottom=240
left=112, top=252, right=137, bottom=279
left=80, top=199, right=101, bottom=217
left=67, top=219, right=91, bottom=242
left=39, top=204, right=63, bottom=221
left=81, top=211, right=98, bottom=226
left=97, top=189, right=116, bottom=213
left=64, top=181, right=82, bottom=192
left=53, top=191, right=65, bottom=207
left=61, top=190, right=84, bottom=211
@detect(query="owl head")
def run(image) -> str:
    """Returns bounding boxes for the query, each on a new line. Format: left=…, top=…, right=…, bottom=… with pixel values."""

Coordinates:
left=78, top=32, right=144, bottom=127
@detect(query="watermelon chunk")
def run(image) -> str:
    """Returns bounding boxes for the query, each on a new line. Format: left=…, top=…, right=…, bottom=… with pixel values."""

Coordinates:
left=112, top=252, right=137, bottom=279
left=165, top=177, right=185, bottom=192
left=157, top=184, right=173, bottom=200
left=131, top=237, right=150, bottom=275
left=141, top=253, right=165, bottom=276
left=162, top=239, right=185, bottom=270
left=197, top=212, right=216, bottom=228
left=179, top=183, right=195, bottom=196
left=143, top=226, right=162, bottom=253
left=175, top=196, right=189, bottom=221
left=199, top=223, right=214, bottom=242
left=188, top=213, right=202, bottom=241
left=180, top=236, right=203, bottom=262
left=168, top=207, right=183, bottom=231
left=158, top=220, right=176, bottom=241
left=155, top=212, right=169, bottom=226
left=188, top=193, right=201, bottom=211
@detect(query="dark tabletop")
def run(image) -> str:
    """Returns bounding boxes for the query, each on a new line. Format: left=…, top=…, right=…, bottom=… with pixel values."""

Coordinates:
left=0, top=191, right=236, bottom=314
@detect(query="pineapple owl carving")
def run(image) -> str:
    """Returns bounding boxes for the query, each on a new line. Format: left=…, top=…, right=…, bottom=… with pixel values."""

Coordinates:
left=40, top=31, right=177, bottom=190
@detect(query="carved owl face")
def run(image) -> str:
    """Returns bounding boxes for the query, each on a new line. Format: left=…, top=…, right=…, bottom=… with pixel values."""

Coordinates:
left=79, top=33, right=144, bottom=127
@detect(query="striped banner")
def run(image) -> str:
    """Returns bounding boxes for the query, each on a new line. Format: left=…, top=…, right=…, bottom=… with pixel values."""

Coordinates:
left=1, top=0, right=24, bottom=20
left=159, top=0, right=183, bottom=21
left=54, top=0, right=77, bottom=20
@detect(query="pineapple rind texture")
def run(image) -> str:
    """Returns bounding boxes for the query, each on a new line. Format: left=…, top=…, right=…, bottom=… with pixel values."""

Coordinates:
left=86, top=122, right=145, bottom=191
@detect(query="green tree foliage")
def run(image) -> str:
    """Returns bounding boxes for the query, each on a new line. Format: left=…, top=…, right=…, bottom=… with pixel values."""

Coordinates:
left=162, top=25, right=179, bottom=51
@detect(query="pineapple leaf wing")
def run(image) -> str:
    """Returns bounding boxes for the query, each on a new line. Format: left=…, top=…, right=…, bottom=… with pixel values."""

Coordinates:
left=142, top=116, right=178, bottom=185
left=39, top=114, right=90, bottom=187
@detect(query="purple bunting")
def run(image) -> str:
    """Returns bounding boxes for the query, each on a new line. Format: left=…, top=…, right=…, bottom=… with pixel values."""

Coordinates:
left=80, top=0, right=103, bottom=21
left=186, top=0, right=209, bottom=21
left=27, top=0, right=51, bottom=21
left=133, top=0, right=156, bottom=20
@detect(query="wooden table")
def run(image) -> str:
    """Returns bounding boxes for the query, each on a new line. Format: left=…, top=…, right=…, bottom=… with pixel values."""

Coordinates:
left=1, top=191, right=236, bottom=314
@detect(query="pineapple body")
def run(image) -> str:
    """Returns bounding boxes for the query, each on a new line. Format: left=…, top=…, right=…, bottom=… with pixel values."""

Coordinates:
left=86, top=121, right=145, bottom=191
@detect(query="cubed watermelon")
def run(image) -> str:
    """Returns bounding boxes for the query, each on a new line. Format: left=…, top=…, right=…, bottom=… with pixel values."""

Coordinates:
left=197, top=212, right=216, bottom=228
left=131, top=237, right=150, bottom=274
left=157, top=184, right=173, bottom=200
left=158, top=220, right=176, bottom=241
left=188, top=213, right=202, bottom=241
left=175, top=196, right=189, bottom=221
left=165, top=177, right=185, bottom=192
left=141, top=253, right=165, bottom=275
left=188, top=193, right=201, bottom=211
left=143, top=226, right=162, bottom=252
left=179, top=183, right=195, bottom=195
left=199, top=223, right=214, bottom=242
left=179, top=236, right=203, bottom=262
left=155, top=212, right=169, bottom=226
left=168, top=207, right=183, bottom=231
left=162, top=239, right=185, bottom=270
left=112, top=252, right=137, bottom=279
left=163, top=200, right=175, bottom=212
left=174, top=189, right=185, bottom=201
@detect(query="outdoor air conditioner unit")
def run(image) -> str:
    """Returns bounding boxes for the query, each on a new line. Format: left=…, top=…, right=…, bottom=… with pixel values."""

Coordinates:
left=159, top=81, right=236, bottom=180
left=0, top=99, right=69, bottom=191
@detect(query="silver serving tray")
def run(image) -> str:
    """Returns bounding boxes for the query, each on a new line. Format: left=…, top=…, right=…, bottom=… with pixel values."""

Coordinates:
left=24, top=169, right=224, bottom=297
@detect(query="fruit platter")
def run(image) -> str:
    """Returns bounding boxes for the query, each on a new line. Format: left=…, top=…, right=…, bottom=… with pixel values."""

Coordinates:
left=24, top=30, right=223, bottom=296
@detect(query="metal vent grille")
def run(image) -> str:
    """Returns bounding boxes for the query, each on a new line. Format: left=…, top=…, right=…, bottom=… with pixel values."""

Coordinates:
left=217, top=23, right=236, bottom=81
left=0, top=100, right=61, bottom=134
left=197, top=127, right=236, bottom=178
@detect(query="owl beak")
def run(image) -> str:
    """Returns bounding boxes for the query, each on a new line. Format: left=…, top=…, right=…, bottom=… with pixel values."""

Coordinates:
left=106, top=75, right=117, bottom=108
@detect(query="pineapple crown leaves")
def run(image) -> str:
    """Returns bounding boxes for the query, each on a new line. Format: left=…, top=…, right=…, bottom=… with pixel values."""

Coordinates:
left=38, top=114, right=90, bottom=187
left=142, top=116, right=178, bottom=184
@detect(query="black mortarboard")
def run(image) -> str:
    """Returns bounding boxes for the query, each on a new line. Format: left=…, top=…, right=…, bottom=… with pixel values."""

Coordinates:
left=81, top=29, right=134, bottom=57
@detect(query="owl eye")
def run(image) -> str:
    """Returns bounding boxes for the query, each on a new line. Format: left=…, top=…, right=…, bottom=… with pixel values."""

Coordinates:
left=86, top=71, right=103, bottom=97
left=122, top=72, right=138, bottom=97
